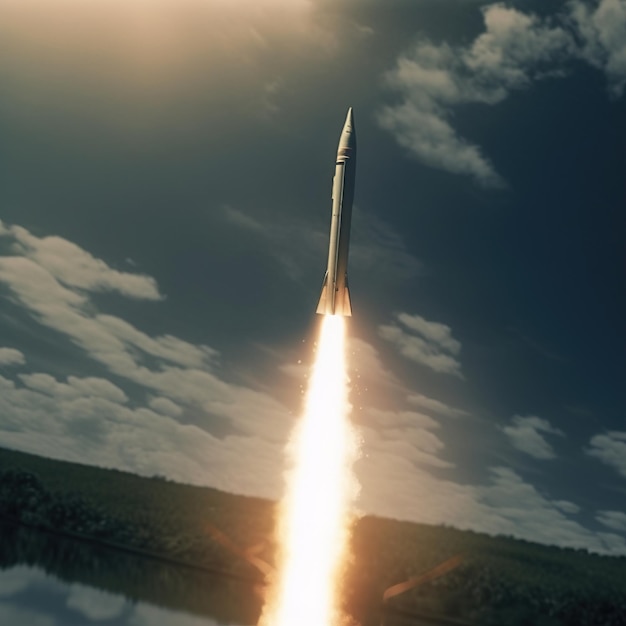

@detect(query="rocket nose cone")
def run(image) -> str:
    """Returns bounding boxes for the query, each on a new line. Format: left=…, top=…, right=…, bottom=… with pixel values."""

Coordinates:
left=344, top=107, right=354, bottom=133
left=337, top=107, right=356, bottom=155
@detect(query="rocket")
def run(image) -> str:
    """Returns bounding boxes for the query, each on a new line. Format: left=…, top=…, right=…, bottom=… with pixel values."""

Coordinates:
left=316, top=107, right=356, bottom=316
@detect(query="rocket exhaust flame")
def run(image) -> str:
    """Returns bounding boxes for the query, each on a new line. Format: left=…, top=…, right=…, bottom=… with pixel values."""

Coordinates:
left=260, top=315, right=359, bottom=626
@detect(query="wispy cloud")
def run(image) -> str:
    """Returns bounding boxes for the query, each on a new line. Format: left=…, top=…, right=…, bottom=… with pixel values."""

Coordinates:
left=221, top=205, right=421, bottom=284
left=586, top=430, right=626, bottom=477
left=554, top=500, right=581, bottom=514
left=379, top=312, right=463, bottom=377
left=379, top=1, right=626, bottom=185
left=0, top=348, right=25, bottom=367
left=502, top=415, right=565, bottom=460
left=349, top=209, right=422, bottom=282
left=407, top=392, right=468, bottom=418
left=596, top=510, right=626, bottom=532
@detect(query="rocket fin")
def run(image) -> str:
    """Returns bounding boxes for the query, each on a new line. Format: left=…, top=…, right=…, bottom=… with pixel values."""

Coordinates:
left=316, top=272, right=330, bottom=315
left=342, top=282, right=352, bottom=317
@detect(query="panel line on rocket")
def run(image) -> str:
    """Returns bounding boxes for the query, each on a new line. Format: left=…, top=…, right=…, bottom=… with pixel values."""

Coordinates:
left=316, top=107, right=357, bottom=317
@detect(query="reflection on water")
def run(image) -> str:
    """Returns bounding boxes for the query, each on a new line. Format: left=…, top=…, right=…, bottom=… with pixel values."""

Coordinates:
left=0, top=522, right=262, bottom=626
left=0, top=523, right=445, bottom=626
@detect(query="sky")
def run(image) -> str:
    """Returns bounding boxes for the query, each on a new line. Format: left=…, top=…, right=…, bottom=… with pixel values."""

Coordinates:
left=0, top=0, right=624, bottom=555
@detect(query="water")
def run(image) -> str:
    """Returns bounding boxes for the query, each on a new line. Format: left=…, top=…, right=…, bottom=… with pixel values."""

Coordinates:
left=0, top=522, right=448, bottom=626
left=0, top=522, right=262, bottom=626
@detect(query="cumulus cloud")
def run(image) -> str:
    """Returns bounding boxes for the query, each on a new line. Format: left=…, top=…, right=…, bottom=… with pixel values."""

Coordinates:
left=596, top=510, right=626, bottom=532
left=0, top=222, right=292, bottom=497
left=379, top=4, right=574, bottom=186
left=357, top=402, right=454, bottom=474
left=379, top=1, right=626, bottom=185
left=18, top=373, right=128, bottom=404
left=96, top=315, right=218, bottom=369
left=570, top=0, right=626, bottom=97
left=586, top=430, right=626, bottom=477
left=2, top=222, right=162, bottom=301
left=379, top=312, right=462, bottom=377
left=502, top=415, right=564, bottom=460
left=0, top=371, right=286, bottom=498
left=148, top=396, right=183, bottom=418
left=0, top=221, right=622, bottom=555
left=0, top=347, right=25, bottom=367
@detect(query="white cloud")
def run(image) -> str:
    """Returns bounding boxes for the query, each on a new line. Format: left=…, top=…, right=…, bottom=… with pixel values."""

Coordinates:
left=0, top=606, right=54, bottom=626
left=378, top=99, right=504, bottom=187
left=221, top=204, right=265, bottom=232
left=364, top=406, right=439, bottom=432
left=379, top=1, right=626, bottom=185
left=502, top=415, right=564, bottom=460
left=0, top=566, right=47, bottom=598
left=0, top=221, right=623, bottom=556
left=2, top=222, right=162, bottom=301
left=0, top=371, right=286, bottom=498
left=0, top=347, right=25, bottom=367
left=596, top=510, right=626, bottom=532
left=379, top=312, right=462, bottom=377
left=597, top=532, right=626, bottom=552
left=355, top=441, right=626, bottom=554
left=570, top=0, right=626, bottom=97
left=347, top=336, right=400, bottom=388
left=96, top=314, right=218, bottom=369
left=18, top=373, right=128, bottom=404
left=148, top=396, right=183, bottom=418
left=360, top=424, right=453, bottom=472
left=554, top=500, right=581, bottom=514
left=356, top=401, right=454, bottom=476
left=0, top=222, right=292, bottom=497
left=67, top=584, right=126, bottom=621
left=379, top=4, right=574, bottom=186
left=407, top=392, right=468, bottom=418
left=129, top=603, right=222, bottom=626
left=586, top=430, right=626, bottom=477
left=397, top=312, right=461, bottom=354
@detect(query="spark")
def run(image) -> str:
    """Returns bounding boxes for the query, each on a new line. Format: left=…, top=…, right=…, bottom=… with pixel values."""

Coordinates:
left=261, top=315, right=359, bottom=626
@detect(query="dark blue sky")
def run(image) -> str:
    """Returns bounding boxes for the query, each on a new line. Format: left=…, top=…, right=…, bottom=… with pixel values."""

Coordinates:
left=0, top=0, right=624, bottom=553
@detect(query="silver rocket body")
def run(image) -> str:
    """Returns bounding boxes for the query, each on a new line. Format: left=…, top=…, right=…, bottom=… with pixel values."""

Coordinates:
left=317, top=108, right=356, bottom=316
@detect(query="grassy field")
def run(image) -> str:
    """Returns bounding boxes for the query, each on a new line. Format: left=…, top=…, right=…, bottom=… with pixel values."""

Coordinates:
left=1, top=447, right=625, bottom=625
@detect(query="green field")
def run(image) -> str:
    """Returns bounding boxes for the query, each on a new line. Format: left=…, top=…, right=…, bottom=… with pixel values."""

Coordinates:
left=1, top=447, right=625, bottom=626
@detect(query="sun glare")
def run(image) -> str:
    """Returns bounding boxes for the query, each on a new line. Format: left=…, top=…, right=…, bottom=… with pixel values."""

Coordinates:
left=261, top=315, right=359, bottom=626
